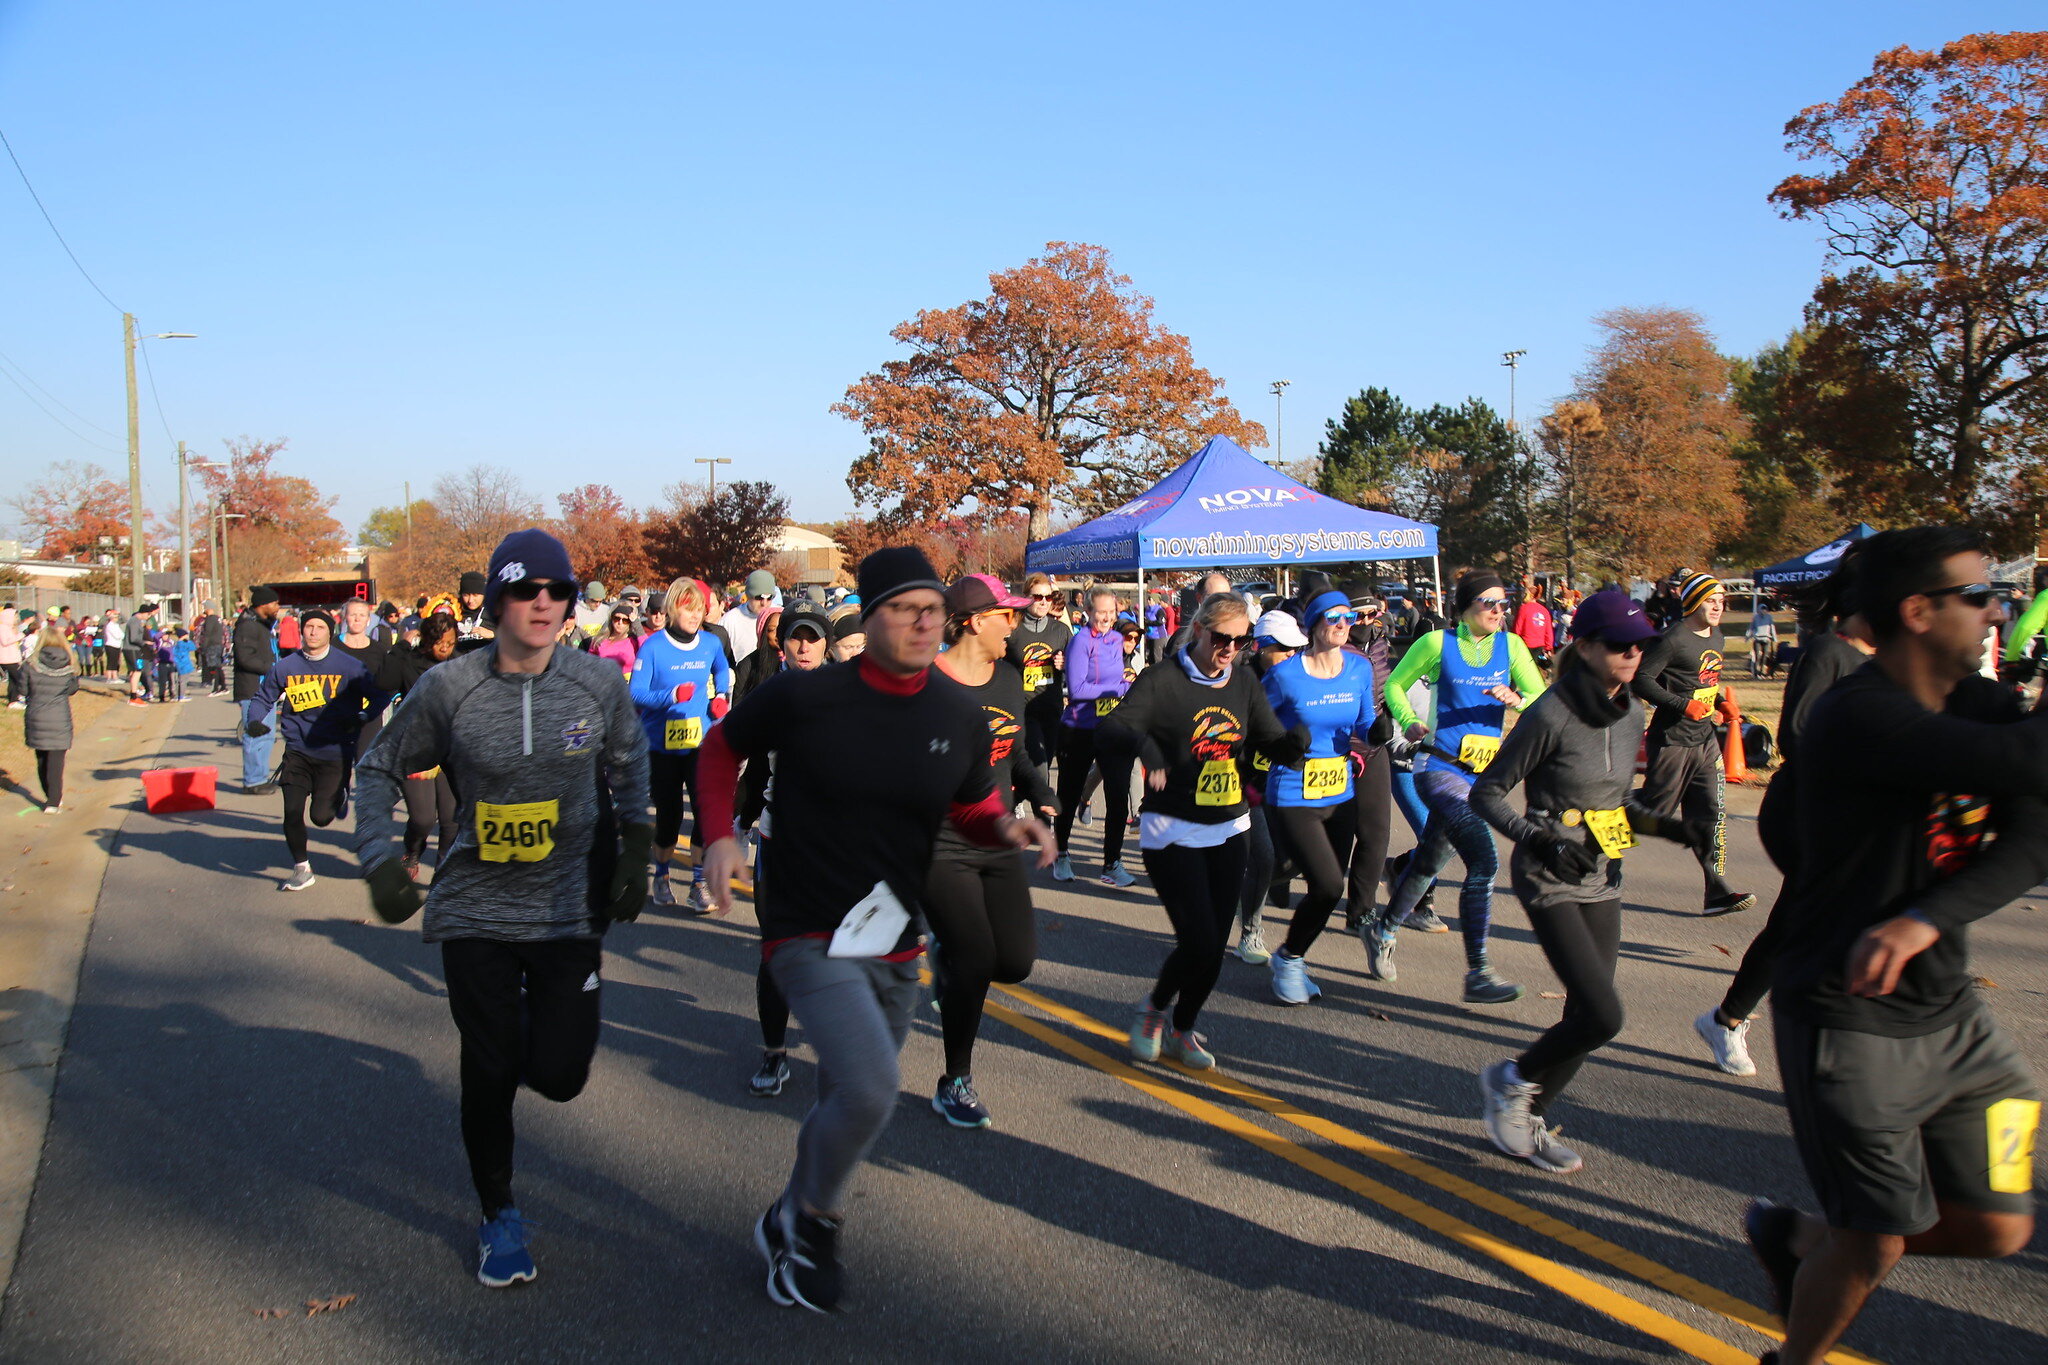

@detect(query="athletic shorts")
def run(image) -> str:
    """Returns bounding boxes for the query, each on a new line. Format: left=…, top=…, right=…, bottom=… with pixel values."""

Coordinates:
left=1774, top=1002, right=2039, bottom=1236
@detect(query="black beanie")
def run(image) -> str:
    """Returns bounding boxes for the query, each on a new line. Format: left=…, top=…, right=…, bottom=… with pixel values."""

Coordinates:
left=856, top=546, right=944, bottom=620
left=459, top=570, right=488, bottom=597
left=248, top=585, right=279, bottom=608
left=483, top=528, right=578, bottom=620
left=300, top=609, right=336, bottom=636
left=1454, top=571, right=1506, bottom=616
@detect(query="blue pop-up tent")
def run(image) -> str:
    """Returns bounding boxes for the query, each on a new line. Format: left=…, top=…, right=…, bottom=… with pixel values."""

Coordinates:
left=1754, top=524, right=1876, bottom=589
left=1025, top=436, right=1439, bottom=588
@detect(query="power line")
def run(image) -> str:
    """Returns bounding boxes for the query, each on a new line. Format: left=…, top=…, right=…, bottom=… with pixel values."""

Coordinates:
left=0, top=127, right=124, bottom=314
left=0, top=344, right=122, bottom=437
left=137, top=339, right=179, bottom=443
left=0, top=361, right=124, bottom=454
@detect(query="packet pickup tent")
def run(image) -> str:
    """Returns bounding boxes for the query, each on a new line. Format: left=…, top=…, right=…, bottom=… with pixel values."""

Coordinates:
left=1754, top=525, right=1876, bottom=589
left=1024, top=436, right=1440, bottom=604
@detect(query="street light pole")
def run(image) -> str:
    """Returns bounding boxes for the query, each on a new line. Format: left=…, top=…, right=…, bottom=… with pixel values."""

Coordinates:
left=122, top=315, right=196, bottom=610
left=1502, top=350, right=1529, bottom=579
left=177, top=440, right=190, bottom=620
left=695, top=456, right=733, bottom=502
left=1269, top=380, right=1290, bottom=468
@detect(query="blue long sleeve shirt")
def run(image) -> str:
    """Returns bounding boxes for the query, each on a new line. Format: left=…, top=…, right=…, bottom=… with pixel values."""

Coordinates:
left=249, top=647, right=381, bottom=761
left=1261, top=651, right=1376, bottom=807
left=629, top=627, right=731, bottom=754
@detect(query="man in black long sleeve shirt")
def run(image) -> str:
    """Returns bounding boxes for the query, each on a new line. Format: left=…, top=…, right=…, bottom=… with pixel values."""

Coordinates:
left=232, top=588, right=283, bottom=793
left=1749, top=528, right=2047, bottom=1365
left=1629, top=572, right=1753, bottom=914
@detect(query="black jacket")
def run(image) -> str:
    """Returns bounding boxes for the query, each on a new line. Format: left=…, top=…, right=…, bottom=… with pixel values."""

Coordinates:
left=232, top=611, right=277, bottom=701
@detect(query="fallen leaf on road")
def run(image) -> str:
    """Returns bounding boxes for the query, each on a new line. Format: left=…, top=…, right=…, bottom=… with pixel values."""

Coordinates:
left=305, top=1294, right=356, bottom=1317
left=1538, top=991, right=1565, bottom=999
left=1368, top=1010, right=1390, bottom=1021
left=253, top=1308, right=289, bottom=1319
left=1975, top=976, right=2000, bottom=989
left=1713, top=944, right=1732, bottom=956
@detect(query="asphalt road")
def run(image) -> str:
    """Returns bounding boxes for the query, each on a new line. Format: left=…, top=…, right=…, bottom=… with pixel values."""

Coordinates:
left=1, top=692, right=2042, bottom=1363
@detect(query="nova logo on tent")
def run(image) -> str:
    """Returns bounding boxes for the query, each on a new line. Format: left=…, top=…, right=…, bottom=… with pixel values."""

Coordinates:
left=1196, top=486, right=1308, bottom=514
left=1805, top=537, right=1853, bottom=566
left=1113, top=494, right=1175, bottom=518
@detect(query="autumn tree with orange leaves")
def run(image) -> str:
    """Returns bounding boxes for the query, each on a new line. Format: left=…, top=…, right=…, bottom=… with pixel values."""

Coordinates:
left=836, top=242, right=1265, bottom=541
left=1771, top=32, right=2048, bottom=536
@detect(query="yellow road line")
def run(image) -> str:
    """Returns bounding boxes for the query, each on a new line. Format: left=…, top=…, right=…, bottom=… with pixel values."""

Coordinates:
left=979, top=994, right=1760, bottom=1365
left=986, top=979, right=1881, bottom=1365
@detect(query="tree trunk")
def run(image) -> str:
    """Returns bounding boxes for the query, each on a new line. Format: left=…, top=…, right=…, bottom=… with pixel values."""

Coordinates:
left=1028, top=499, right=1051, bottom=543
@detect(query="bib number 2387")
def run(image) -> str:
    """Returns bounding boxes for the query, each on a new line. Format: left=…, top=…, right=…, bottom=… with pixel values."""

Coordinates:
left=665, top=717, right=704, bottom=750
left=477, top=799, right=558, bottom=863
left=1195, top=759, right=1241, bottom=807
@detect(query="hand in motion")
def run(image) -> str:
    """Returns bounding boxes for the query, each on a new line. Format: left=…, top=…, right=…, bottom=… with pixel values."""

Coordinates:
left=1486, top=685, right=1523, bottom=708
left=244, top=718, right=271, bottom=737
left=1530, top=834, right=1597, bottom=881
left=672, top=682, right=696, bottom=704
left=1146, top=767, right=1167, bottom=792
left=1846, top=915, right=1940, bottom=997
left=365, top=859, right=424, bottom=924
left=700, top=836, right=744, bottom=916
left=1001, top=814, right=1058, bottom=870
left=605, top=823, right=655, bottom=923
left=1403, top=721, right=1431, bottom=743
left=1683, top=697, right=1714, bottom=721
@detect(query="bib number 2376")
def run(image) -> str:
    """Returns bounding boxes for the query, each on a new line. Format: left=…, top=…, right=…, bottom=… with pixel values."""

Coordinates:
left=477, top=799, right=558, bottom=863
left=1195, top=759, right=1241, bottom=807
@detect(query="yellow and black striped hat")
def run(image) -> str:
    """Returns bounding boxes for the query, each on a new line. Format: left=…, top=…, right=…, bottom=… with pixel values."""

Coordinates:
left=1678, top=572, right=1724, bottom=615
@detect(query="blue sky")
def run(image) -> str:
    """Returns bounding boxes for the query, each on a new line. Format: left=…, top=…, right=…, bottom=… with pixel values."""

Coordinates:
left=0, top=3, right=2033, bottom=544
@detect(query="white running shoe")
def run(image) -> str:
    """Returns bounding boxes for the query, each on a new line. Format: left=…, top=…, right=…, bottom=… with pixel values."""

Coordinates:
left=1480, top=1059, right=1539, bottom=1157
left=281, top=864, right=316, bottom=893
left=1099, top=862, right=1135, bottom=888
left=1525, top=1119, right=1583, bottom=1174
left=1694, top=1010, right=1757, bottom=1076
left=651, top=876, right=677, bottom=907
left=1235, top=926, right=1271, bottom=965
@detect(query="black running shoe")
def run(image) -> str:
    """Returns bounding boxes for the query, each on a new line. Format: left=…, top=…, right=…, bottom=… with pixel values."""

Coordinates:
left=1744, top=1199, right=1801, bottom=1320
left=775, top=1203, right=842, bottom=1313
left=1704, top=890, right=1757, bottom=916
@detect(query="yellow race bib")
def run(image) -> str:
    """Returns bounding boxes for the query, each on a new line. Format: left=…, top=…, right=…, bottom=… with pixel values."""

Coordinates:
left=284, top=677, right=328, bottom=713
left=664, top=716, right=704, bottom=751
left=1692, top=685, right=1721, bottom=708
left=476, top=799, right=558, bottom=863
left=1582, top=807, right=1636, bottom=860
left=1195, top=759, right=1242, bottom=807
left=1094, top=695, right=1119, bottom=718
left=1302, top=756, right=1350, bottom=801
left=1987, top=1097, right=2041, bottom=1195
left=1458, top=734, right=1502, bottom=772
left=1023, top=665, right=1050, bottom=691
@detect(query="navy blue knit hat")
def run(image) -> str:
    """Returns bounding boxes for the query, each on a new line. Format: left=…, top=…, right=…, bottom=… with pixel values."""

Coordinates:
left=484, top=528, right=578, bottom=620
left=856, top=546, right=944, bottom=620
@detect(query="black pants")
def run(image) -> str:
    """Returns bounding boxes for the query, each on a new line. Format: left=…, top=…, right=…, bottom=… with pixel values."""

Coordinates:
left=1722, top=771, right=1796, bottom=1021
left=35, top=749, right=65, bottom=806
left=442, top=937, right=603, bottom=1217
left=1516, top=898, right=1624, bottom=1115
left=1345, top=746, right=1395, bottom=923
left=1238, top=805, right=1273, bottom=931
left=1, top=662, right=21, bottom=704
left=1142, top=836, right=1248, bottom=1032
left=758, top=962, right=790, bottom=1051
left=1275, top=796, right=1360, bottom=958
left=925, top=845, right=1038, bottom=1078
left=279, top=749, right=347, bottom=864
left=1053, top=725, right=1127, bottom=866
left=403, top=771, right=458, bottom=862
left=202, top=656, right=226, bottom=691
left=648, top=750, right=701, bottom=851
left=1639, top=735, right=1735, bottom=901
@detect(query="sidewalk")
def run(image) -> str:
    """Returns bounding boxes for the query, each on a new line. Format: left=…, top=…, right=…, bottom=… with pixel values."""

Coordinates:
left=0, top=692, right=189, bottom=1298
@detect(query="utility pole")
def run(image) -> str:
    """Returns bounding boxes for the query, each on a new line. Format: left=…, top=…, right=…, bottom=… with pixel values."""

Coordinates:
left=695, top=457, right=732, bottom=503
left=1269, top=380, right=1290, bottom=468
left=177, top=440, right=190, bottom=619
left=122, top=316, right=195, bottom=610
left=1502, top=350, right=1529, bottom=579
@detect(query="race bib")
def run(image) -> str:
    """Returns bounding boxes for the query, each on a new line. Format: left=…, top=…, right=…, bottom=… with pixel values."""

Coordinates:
left=1987, top=1097, right=2041, bottom=1195
left=1302, top=756, right=1350, bottom=801
left=664, top=716, right=704, bottom=750
left=1195, top=759, right=1241, bottom=807
left=476, top=799, right=558, bottom=863
left=1024, top=665, right=1050, bottom=691
left=284, top=677, right=328, bottom=713
left=1582, top=807, right=1635, bottom=860
left=1692, top=685, right=1721, bottom=708
left=1094, top=695, right=1119, bottom=718
left=828, top=880, right=911, bottom=958
left=1458, top=734, right=1502, bottom=772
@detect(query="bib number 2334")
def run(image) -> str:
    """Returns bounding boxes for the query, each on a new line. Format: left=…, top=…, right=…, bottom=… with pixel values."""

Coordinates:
left=477, top=799, right=558, bottom=863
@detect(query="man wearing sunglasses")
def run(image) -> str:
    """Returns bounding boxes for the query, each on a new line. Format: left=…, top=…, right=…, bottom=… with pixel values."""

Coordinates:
left=1749, top=527, right=2048, bottom=1365
left=1630, top=572, right=1755, bottom=916
left=1006, top=573, right=1071, bottom=785
left=351, top=528, right=654, bottom=1291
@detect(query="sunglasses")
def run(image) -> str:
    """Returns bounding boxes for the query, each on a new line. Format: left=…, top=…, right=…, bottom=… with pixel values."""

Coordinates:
left=1594, top=638, right=1647, bottom=656
left=1473, top=596, right=1509, bottom=610
left=1208, top=628, right=1252, bottom=652
left=1028, top=592, right=1056, bottom=601
left=500, top=580, right=576, bottom=603
left=1923, top=582, right=1995, bottom=609
left=1321, top=608, right=1360, bottom=625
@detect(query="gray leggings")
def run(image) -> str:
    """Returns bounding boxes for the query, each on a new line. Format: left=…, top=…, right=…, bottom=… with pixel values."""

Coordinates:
left=766, top=937, right=921, bottom=1215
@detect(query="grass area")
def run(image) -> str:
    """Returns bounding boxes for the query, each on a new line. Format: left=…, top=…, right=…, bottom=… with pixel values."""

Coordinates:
left=0, top=677, right=127, bottom=803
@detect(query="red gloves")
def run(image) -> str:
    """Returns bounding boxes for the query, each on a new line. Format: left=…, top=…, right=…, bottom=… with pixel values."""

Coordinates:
left=709, top=696, right=729, bottom=720
left=1683, top=698, right=1713, bottom=721
left=673, top=682, right=696, bottom=704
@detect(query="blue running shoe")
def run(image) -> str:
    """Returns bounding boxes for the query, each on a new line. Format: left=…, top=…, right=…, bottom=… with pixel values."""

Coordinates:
left=476, top=1207, right=536, bottom=1287
left=932, top=1075, right=993, bottom=1129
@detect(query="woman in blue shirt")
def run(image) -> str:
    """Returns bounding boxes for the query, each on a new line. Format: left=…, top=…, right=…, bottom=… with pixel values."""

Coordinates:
left=1262, top=590, right=1378, bottom=1005
left=630, top=578, right=732, bottom=910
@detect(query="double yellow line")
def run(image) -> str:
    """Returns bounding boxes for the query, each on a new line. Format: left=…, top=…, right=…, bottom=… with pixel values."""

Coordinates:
left=973, top=978, right=1882, bottom=1365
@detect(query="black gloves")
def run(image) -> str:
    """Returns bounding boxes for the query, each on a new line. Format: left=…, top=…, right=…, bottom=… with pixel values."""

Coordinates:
left=605, top=823, right=655, bottom=923
left=1259, top=723, right=1313, bottom=770
left=1677, top=817, right=1717, bottom=855
left=244, top=718, right=271, bottom=737
left=1530, top=834, right=1598, bottom=882
left=365, top=859, right=424, bottom=924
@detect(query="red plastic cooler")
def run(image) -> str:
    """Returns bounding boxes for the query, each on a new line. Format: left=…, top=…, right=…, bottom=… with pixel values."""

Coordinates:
left=142, top=766, right=219, bottom=813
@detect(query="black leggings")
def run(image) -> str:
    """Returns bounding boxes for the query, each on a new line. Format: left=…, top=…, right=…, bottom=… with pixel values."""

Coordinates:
left=925, top=845, right=1038, bottom=1078
left=1142, top=835, right=1248, bottom=1032
left=403, top=771, right=458, bottom=861
left=279, top=749, right=347, bottom=864
left=35, top=749, right=65, bottom=806
left=758, top=963, right=789, bottom=1051
left=648, top=750, right=701, bottom=851
left=1053, top=725, right=1127, bottom=866
left=442, top=937, right=603, bottom=1217
left=1516, top=898, right=1624, bottom=1115
left=1275, top=796, right=1360, bottom=957
left=1345, top=745, right=1394, bottom=922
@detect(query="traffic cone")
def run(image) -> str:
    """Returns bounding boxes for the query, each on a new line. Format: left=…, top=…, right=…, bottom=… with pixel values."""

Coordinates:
left=1718, top=686, right=1750, bottom=783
